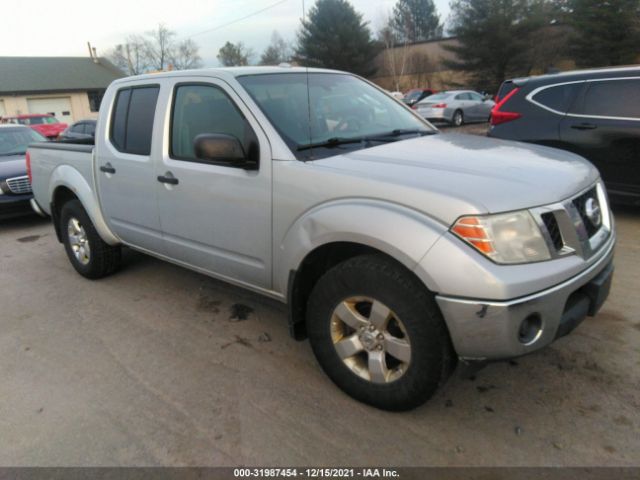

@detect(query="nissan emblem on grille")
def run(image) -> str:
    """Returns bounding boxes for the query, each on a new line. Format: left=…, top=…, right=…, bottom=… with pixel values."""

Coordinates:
left=584, top=197, right=602, bottom=228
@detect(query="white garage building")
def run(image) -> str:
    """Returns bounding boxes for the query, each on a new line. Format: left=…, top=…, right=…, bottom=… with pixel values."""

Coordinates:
left=0, top=56, right=124, bottom=123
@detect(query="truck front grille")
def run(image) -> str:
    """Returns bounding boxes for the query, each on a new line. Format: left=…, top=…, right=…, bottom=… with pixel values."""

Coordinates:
left=541, top=212, right=563, bottom=250
left=532, top=183, right=610, bottom=260
left=572, top=187, right=600, bottom=237
left=6, top=176, right=32, bottom=195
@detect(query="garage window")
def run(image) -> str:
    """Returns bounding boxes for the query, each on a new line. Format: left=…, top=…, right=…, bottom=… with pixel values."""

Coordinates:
left=109, top=85, right=159, bottom=155
left=87, top=90, right=104, bottom=112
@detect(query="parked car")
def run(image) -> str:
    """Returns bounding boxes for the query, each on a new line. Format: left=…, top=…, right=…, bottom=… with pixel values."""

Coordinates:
left=29, top=67, right=614, bottom=411
left=488, top=66, right=640, bottom=205
left=58, top=119, right=96, bottom=143
left=389, top=91, right=404, bottom=100
left=0, top=125, right=46, bottom=219
left=1, top=114, right=67, bottom=139
left=403, top=88, right=434, bottom=106
left=415, top=90, right=495, bottom=126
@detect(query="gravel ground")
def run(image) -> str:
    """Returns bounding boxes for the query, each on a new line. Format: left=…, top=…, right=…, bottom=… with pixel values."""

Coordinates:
left=0, top=185, right=638, bottom=466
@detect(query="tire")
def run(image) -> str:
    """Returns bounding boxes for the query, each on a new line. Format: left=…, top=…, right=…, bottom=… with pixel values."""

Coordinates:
left=60, top=199, right=121, bottom=279
left=452, top=110, right=464, bottom=127
left=306, top=254, right=455, bottom=411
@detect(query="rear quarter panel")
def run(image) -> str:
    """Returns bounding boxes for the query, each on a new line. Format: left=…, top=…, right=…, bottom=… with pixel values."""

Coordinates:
left=29, top=143, right=119, bottom=244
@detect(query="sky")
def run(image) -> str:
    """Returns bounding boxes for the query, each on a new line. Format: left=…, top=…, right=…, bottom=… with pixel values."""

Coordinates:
left=0, top=0, right=452, bottom=66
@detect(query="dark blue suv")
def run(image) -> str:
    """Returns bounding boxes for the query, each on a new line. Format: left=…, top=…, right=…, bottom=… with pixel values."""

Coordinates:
left=489, top=66, right=640, bottom=205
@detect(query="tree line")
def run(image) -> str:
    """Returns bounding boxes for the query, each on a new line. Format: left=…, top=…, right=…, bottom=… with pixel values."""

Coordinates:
left=108, top=0, right=640, bottom=93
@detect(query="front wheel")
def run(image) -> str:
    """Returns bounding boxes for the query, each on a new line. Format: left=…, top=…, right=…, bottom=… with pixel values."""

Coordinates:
left=306, top=254, right=454, bottom=411
left=60, top=199, right=121, bottom=279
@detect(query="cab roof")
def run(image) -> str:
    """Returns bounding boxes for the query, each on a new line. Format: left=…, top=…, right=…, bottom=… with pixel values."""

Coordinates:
left=112, top=66, right=348, bottom=85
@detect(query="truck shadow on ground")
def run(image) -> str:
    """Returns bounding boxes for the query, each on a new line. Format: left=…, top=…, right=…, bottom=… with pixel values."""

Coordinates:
left=118, top=246, right=636, bottom=426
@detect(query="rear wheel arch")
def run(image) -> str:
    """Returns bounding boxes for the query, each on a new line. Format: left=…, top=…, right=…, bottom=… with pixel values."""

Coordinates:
left=51, top=186, right=79, bottom=242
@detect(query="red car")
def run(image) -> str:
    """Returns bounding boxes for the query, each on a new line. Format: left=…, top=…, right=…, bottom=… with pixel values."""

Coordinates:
left=0, top=114, right=67, bottom=139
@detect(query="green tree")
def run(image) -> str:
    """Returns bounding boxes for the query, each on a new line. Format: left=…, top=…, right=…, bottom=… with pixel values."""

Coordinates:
left=391, top=0, right=442, bottom=43
left=259, top=31, right=291, bottom=65
left=565, top=0, right=640, bottom=67
left=295, top=0, right=378, bottom=76
left=217, top=41, right=253, bottom=66
left=444, top=0, right=550, bottom=92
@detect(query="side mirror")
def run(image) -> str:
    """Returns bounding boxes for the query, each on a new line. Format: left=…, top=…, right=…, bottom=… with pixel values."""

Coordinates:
left=193, top=133, right=257, bottom=170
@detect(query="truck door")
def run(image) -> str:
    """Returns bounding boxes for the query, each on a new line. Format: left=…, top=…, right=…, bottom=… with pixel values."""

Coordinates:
left=154, top=78, right=272, bottom=290
left=96, top=84, right=164, bottom=253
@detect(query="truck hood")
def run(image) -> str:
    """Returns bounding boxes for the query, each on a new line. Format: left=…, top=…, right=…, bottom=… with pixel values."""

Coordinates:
left=311, top=133, right=599, bottom=223
left=0, top=156, right=27, bottom=179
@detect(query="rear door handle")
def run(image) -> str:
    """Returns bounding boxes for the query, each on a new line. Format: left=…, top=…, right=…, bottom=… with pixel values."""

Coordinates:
left=99, top=163, right=116, bottom=174
left=157, top=172, right=179, bottom=185
left=570, top=123, right=597, bottom=130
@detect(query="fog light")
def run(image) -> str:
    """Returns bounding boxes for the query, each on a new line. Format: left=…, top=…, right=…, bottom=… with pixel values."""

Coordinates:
left=518, top=314, right=542, bottom=345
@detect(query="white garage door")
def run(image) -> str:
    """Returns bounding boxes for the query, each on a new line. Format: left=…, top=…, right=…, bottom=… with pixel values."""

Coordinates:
left=0, top=99, right=5, bottom=117
left=27, top=97, right=73, bottom=123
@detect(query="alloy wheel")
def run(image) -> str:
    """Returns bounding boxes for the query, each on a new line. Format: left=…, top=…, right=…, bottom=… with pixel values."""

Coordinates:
left=330, top=296, right=412, bottom=384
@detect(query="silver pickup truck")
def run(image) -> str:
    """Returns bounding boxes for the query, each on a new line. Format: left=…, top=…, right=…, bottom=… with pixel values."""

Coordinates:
left=28, top=67, right=615, bottom=411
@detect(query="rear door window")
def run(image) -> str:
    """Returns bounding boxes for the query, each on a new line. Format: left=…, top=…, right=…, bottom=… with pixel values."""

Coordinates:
left=579, top=79, right=640, bottom=119
left=109, top=85, right=160, bottom=155
left=532, top=83, right=583, bottom=113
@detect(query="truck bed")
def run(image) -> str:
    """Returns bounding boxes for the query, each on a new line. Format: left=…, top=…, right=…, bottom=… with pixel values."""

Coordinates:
left=29, top=142, right=94, bottom=216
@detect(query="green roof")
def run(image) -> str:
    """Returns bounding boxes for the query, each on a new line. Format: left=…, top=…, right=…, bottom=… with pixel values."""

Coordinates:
left=0, top=57, right=125, bottom=95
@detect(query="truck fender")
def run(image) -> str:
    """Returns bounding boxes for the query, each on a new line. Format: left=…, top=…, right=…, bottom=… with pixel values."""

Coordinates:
left=49, top=165, right=120, bottom=246
left=276, top=199, right=448, bottom=296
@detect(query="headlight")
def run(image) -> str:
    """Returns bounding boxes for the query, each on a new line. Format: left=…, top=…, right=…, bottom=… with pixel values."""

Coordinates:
left=451, top=210, right=551, bottom=264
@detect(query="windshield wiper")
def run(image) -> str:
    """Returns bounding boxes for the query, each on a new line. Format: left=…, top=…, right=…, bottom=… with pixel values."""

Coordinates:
left=296, top=129, right=435, bottom=152
left=297, top=137, right=367, bottom=151
left=368, top=129, right=435, bottom=139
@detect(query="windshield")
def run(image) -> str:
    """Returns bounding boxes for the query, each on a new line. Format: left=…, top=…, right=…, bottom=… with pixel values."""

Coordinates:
left=237, top=73, right=435, bottom=160
left=19, top=116, right=58, bottom=125
left=404, top=90, right=424, bottom=102
left=0, top=128, right=47, bottom=157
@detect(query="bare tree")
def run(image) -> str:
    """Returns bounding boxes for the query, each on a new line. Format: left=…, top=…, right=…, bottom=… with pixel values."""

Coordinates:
left=259, top=31, right=291, bottom=65
left=145, top=24, right=176, bottom=71
left=378, top=14, right=411, bottom=92
left=107, top=35, right=149, bottom=75
left=108, top=24, right=202, bottom=74
left=171, top=39, right=202, bottom=70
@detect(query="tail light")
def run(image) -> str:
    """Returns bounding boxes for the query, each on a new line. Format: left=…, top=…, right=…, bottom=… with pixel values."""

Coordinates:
left=411, top=104, right=418, bottom=110
left=433, top=103, right=447, bottom=108
left=26, top=151, right=32, bottom=184
left=490, top=87, right=521, bottom=126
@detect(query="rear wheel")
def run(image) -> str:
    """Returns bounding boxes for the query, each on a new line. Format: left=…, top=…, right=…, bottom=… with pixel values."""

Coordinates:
left=307, top=254, right=454, bottom=411
left=60, top=199, right=121, bottom=279
left=452, top=110, right=464, bottom=127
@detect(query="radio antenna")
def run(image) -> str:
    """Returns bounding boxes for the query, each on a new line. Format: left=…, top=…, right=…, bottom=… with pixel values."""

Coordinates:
left=303, top=0, right=314, bottom=160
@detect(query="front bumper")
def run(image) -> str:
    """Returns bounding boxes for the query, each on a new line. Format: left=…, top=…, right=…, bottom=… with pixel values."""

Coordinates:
left=435, top=233, right=615, bottom=360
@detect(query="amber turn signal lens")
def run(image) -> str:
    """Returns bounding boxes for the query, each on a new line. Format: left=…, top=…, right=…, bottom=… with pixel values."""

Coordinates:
left=451, top=216, right=496, bottom=255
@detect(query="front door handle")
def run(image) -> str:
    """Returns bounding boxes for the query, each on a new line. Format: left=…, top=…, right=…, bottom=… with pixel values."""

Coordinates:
left=570, top=123, right=597, bottom=130
left=157, top=172, right=179, bottom=185
left=100, top=163, right=116, bottom=174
